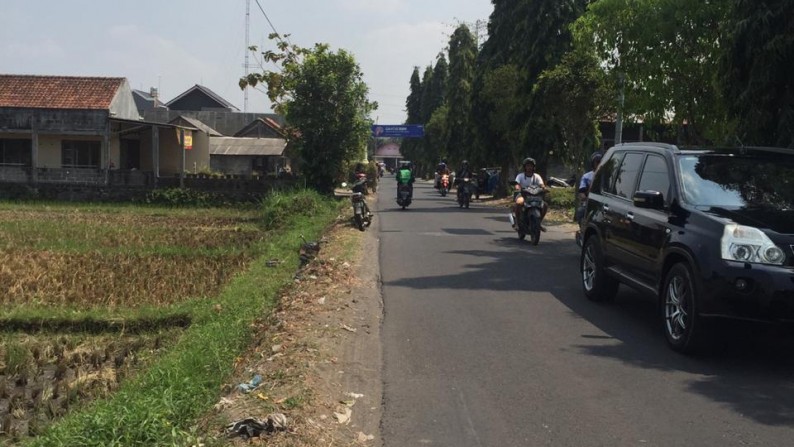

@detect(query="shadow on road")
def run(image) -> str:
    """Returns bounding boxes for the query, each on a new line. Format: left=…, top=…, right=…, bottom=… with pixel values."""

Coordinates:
left=384, top=234, right=794, bottom=426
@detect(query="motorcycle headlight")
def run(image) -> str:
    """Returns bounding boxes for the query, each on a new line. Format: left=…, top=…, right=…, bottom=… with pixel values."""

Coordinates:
left=721, top=224, right=785, bottom=265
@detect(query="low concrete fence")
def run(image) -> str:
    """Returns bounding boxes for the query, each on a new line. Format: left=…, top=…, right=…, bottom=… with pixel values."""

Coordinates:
left=0, top=167, right=301, bottom=202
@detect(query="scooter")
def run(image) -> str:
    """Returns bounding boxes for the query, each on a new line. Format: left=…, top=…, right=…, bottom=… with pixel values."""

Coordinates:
left=457, top=177, right=473, bottom=209
left=396, top=184, right=412, bottom=210
left=439, top=173, right=450, bottom=197
left=509, top=183, right=546, bottom=245
left=344, top=174, right=373, bottom=231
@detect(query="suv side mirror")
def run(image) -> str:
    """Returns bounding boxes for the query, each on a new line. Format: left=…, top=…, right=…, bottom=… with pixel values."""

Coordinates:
left=633, top=190, right=665, bottom=210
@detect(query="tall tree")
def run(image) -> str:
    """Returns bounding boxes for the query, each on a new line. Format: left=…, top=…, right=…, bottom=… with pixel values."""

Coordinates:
left=242, top=38, right=375, bottom=194
left=400, top=67, right=424, bottom=168
left=445, top=25, right=478, bottom=164
left=405, top=67, right=423, bottom=125
left=473, top=0, right=587, bottom=185
left=721, top=0, right=794, bottom=147
left=421, top=56, right=448, bottom=164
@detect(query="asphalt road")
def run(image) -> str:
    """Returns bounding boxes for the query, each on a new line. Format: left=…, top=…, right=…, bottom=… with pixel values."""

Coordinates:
left=376, top=178, right=794, bottom=447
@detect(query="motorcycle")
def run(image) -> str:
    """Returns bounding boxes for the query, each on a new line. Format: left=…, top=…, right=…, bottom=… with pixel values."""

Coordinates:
left=396, top=183, right=412, bottom=210
left=509, top=183, right=546, bottom=245
left=457, top=177, right=473, bottom=209
left=344, top=174, right=373, bottom=231
left=439, top=173, right=450, bottom=197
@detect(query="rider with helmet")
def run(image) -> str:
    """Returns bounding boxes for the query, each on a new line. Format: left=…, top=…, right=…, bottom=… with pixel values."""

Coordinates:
left=513, top=157, right=548, bottom=231
left=396, top=160, right=415, bottom=200
left=575, top=152, right=603, bottom=245
left=578, top=152, right=603, bottom=202
left=455, top=160, right=474, bottom=200
left=435, top=159, right=450, bottom=189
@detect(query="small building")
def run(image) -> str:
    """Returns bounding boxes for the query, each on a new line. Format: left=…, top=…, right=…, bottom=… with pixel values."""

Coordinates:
left=0, top=74, right=198, bottom=187
left=210, top=136, right=288, bottom=176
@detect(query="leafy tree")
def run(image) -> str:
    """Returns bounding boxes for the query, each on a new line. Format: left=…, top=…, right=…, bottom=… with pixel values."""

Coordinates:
left=721, top=0, right=794, bottom=147
left=477, top=64, right=523, bottom=185
left=574, top=0, right=730, bottom=144
left=241, top=36, right=376, bottom=194
left=535, top=48, right=609, bottom=172
left=425, top=104, right=451, bottom=162
left=473, top=0, right=587, bottom=184
left=445, top=25, right=478, bottom=163
left=421, top=56, right=448, bottom=166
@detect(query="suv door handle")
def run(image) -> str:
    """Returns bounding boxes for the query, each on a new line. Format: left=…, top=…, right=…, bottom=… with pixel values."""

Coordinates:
left=626, top=212, right=635, bottom=221
left=603, top=204, right=610, bottom=212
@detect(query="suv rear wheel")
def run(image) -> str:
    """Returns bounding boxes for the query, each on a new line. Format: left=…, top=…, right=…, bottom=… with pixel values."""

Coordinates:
left=662, top=263, right=705, bottom=353
left=581, top=236, right=619, bottom=302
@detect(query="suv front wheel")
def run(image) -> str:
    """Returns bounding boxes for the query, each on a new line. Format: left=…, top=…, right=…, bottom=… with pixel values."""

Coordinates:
left=662, top=263, right=706, bottom=353
left=581, top=236, right=619, bottom=302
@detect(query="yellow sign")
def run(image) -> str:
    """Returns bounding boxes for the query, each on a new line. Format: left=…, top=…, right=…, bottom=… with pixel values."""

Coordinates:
left=176, top=129, right=193, bottom=150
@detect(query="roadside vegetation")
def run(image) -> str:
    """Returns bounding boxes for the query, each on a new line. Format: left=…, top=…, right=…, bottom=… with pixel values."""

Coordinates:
left=0, top=190, right=342, bottom=446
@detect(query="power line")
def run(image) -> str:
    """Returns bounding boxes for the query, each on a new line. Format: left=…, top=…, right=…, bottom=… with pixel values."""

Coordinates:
left=253, top=0, right=291, bottom=47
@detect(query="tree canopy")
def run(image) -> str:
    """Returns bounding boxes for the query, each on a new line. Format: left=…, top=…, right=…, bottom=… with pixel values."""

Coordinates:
left=241, top=37, right=375, bottom=193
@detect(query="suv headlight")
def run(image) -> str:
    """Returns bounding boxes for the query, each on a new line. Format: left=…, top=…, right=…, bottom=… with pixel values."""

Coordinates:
left=721, top=224, right=786, bottom=265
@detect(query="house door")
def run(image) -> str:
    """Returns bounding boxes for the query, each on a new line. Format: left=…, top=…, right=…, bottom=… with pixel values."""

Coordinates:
left=120, top=139, right=140, bottom=170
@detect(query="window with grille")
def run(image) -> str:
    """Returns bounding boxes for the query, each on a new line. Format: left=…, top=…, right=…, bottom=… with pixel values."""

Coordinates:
left=0, top=139, right=32, bottom=166
left=62, top=140, right=101, bottom=168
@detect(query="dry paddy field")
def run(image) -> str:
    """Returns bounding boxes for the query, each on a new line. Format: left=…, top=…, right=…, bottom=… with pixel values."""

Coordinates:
left=0, top=203, right=266, bottom=441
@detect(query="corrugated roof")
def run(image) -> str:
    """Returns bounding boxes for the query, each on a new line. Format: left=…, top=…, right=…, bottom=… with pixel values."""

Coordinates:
left=210, top=137, right=286, bottom=156
left=172, top=115, right=223, bottom=136
left=0, top=74, right=125, bottom=110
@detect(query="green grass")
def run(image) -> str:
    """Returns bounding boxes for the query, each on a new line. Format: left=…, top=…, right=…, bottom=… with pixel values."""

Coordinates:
left=13, top=190, right=343, bottom=446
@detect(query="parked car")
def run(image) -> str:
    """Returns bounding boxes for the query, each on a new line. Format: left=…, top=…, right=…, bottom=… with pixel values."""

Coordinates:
left=579, top=142, right=794, bottom=353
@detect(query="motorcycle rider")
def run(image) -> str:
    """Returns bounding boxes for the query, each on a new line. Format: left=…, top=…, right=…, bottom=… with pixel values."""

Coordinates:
left=396, top=161, right=415, bottom=200
left=575, top=152, right=602, bottom=244
left=435, top=159, right=450, bottom=189
left=578, top=152, right=603, bottom=202
left=513, top=157, right=548, bottom=232
left=455, top=160, right=474, bottom=201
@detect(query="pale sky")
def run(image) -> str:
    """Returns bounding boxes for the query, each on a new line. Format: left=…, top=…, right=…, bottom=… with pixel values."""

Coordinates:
left=1, top=0, right=493, bottom=124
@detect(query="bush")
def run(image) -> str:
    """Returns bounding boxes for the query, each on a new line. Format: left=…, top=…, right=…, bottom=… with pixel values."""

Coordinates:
left=145, top=188, right=229, bottom=207
left=546, top=187, right=577, bottom=209
left=260, top=188, right=335, bottom=230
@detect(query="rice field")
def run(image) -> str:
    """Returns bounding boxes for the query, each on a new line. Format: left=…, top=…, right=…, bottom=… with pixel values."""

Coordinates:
left=0, top=202, right=269, bottom=441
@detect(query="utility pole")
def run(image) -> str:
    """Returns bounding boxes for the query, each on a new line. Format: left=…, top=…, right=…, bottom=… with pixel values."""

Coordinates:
left=244, top=0, right=251, bottom=113
left=615, top=72, right=625, bottom=145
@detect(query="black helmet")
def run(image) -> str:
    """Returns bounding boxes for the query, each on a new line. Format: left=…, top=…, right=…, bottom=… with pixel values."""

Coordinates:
left=462, top=160, right=469, bottom=165
left=522, top=157, right=536, bottom=167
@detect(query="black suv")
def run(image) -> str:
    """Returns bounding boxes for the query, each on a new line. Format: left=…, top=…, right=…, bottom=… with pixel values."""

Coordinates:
left=579, top=142, right=794, bottom=353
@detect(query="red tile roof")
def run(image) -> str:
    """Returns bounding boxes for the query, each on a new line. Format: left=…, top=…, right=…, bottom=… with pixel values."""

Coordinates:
left=0, top=75, right=126, bottom=110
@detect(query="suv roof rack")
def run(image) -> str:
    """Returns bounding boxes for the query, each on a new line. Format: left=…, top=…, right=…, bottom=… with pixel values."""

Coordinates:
left=612, top=142, right=679, bottom=151
left=738, top=146, right=794, bottom=156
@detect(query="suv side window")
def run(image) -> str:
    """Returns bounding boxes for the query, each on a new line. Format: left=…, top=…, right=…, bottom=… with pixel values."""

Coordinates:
left=613, top=152, right=645, bottom=199
left=637, top=154, right=671, bottom=201
left=595, top=151, right=625, bottom=195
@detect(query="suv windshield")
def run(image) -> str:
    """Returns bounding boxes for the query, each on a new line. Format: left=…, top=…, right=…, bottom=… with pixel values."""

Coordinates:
left=678, top=154, right=794, bottom=209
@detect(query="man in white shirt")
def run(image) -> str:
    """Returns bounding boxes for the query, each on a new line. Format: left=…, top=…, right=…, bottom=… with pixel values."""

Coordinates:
left=513, top=157, right=548, bottom=231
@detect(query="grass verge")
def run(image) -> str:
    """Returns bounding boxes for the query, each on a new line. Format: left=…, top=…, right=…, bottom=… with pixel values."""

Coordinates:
left=25, top=190, right=343, bottom=447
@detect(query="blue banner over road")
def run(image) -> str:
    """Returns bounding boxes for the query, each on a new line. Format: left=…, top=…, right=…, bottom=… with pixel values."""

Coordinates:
left=372, top=125, right=424, bottom=138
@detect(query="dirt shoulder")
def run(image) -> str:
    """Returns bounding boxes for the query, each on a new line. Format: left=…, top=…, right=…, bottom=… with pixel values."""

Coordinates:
left=206, top=193, right=577, bottom=446
left=206, top=205, right=383, bottom=446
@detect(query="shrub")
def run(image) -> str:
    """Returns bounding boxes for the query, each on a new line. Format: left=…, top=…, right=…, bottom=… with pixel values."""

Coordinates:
left=260, top=188, right=334, bottom=230
left=546, top=187, right=577, bottom=209
left=145, top=188, right=228, bottom=207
